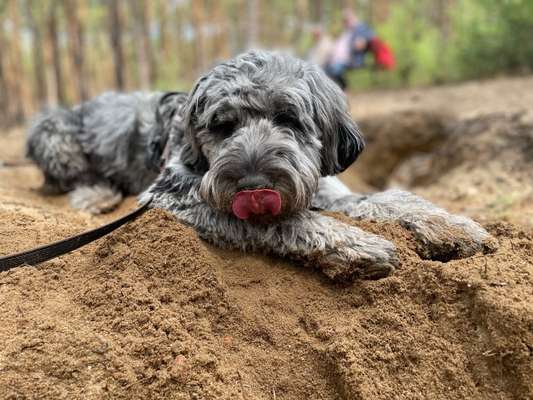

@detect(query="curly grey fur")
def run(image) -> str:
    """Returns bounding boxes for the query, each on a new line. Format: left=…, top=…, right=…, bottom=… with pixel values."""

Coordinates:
left=27, top=91, right=188, bottom=211
left=138, top=51, right=494, bottom=281
left=314, top=181, right=495, bottom=262
left=28, top=50, right=495, bottom=281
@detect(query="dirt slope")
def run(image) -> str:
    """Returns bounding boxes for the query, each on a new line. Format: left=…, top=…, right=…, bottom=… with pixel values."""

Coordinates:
left=343, top=111, right=533, bottom=227
left=1, top=77, right=532, bottom=399
left=1, top=208, right=531, bottom=399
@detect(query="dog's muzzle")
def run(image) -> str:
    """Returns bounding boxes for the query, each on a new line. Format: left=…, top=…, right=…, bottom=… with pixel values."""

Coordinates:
left=232, top=189, right=282, bottom=220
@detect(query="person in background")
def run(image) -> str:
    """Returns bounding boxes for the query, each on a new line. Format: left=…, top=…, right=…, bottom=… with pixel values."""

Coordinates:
left=307, top=25, right=334, bottom=68
left=325, top=8, right=375, bottom=90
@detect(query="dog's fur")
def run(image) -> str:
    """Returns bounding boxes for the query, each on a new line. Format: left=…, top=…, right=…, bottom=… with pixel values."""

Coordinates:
left=27, top=51, right=494, bottom=281
left=27, top=91, right=187, bottom=212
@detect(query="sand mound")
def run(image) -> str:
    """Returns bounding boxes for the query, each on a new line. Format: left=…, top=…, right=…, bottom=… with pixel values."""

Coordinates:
left=342, top=111, right=533, bottom=226
left=0, top=207, right=531, bottom=399
left=391, top=113, right=533, bottom=226
left=343, top=110, right=452, bottom=189
left=1, top=81, right=533, bottom=398
left=390, top=112, right=533, bottom=186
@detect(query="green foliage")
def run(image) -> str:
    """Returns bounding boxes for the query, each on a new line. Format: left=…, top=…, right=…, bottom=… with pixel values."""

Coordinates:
left=3, top=0, right=533, bottom=105
left=345, top=0, right=533, bottom=90
left=452, top=0, right=533, bottom=79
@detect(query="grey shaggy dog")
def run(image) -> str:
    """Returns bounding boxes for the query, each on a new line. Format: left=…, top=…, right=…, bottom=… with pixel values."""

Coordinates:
left=26, top=91, right=187, bottom=213
left=27, top=50, right=495, bottom=281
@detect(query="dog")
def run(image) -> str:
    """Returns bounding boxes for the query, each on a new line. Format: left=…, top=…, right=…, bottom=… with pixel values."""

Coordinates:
left=27, top=50, right=494, bottom=281
left=26, top=91, right=188, bottom=213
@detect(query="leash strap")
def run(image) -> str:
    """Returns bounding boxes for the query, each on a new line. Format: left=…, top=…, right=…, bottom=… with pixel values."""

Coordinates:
left=0, top=197, right=152, bottom=272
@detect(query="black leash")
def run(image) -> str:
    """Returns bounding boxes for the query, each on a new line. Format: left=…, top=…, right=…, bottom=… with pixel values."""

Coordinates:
left=0, top=197, right=152, bottom=272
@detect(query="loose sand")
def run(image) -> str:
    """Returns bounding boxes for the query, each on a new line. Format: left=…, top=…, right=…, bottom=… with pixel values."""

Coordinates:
left=0, top=77, right=532, bottom=399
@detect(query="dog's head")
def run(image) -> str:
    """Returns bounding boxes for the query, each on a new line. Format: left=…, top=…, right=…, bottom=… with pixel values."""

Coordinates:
left=180, top=50, right=364, bottom=222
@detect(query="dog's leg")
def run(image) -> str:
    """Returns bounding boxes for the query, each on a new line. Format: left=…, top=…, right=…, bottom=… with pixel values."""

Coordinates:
left=69, top=184, right=123, bottom=214
left=314, top=177, right=496, bottom=261
left=312, top=176, right=363, bottom=209
left=141, top=173, right=398, bottom=282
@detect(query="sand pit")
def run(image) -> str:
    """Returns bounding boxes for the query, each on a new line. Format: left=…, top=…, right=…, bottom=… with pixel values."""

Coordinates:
left=1, top=208, right=531, bottom=399
left=0, top=79, right=532, bottom=399
left=342, top=110, right=533, bottom=228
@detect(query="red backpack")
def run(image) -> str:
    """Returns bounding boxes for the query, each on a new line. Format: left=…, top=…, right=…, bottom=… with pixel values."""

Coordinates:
left=369, top=37, right=395, bottom=70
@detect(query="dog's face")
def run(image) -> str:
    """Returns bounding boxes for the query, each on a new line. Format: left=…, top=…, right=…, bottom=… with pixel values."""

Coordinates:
left=180, top=51, right=364, bottom=222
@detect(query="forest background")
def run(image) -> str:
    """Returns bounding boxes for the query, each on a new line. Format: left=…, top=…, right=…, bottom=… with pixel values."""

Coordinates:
left=1, top=0, right=532, bottom=127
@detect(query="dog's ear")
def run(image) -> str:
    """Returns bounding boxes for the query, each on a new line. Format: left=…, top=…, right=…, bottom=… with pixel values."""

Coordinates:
left=319, top=106, right=365, bottom=176
left=307, top=70, right=365, bottom=176
left=146, top=92, right=183, bottom=171
left=180, top=140, right=209, bottom=173
left=180, top=77, right=210, bottom=173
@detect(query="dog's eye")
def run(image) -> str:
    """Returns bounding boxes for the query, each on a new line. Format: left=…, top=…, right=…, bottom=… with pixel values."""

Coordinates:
left=274, top=112, right=302, bottom=130
left=211, top=120, right=237, bottom=136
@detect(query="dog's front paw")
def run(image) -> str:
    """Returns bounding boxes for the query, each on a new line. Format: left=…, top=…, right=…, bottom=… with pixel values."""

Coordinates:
left=336, top=190, right=497, bottom=262
left=316, top=229, right=399, bottom=282
left=401, top=213, right=497, bottom=261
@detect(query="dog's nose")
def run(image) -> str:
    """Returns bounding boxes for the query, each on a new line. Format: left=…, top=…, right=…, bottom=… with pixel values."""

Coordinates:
left=237, top=175, right=273, bottom=191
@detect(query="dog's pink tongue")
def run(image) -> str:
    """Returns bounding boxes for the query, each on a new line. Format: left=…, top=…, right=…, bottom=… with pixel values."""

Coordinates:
left=232, top=189, right=282, bottom=220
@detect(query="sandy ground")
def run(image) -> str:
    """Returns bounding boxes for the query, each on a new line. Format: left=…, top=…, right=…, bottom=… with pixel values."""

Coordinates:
left=0, top=77, right=532, bottom=399
left=349, top=75, right=533, bottom=120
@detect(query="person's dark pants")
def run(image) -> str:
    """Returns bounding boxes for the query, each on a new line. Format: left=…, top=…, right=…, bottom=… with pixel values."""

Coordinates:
left=325, top=62, right=348, bottom=90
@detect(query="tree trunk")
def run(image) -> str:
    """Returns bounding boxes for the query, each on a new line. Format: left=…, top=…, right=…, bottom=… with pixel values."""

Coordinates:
left=0, top=60, right=6, bottom=126
left=310, top=0, right=324, bottom=23
left=211, top=0, right=230, bottom=63
left=109, top=0, right=126, bottom=90
left=47, top=0, right=66, bottom=105
left=158, top=0, right=170, bottom=59
left=291, top=0, right=307, bottom=53
left=131, top=0, right=156, bottom=89
left=246, top=0, right=259, bottom=49
left=25, top=0, right=48, bottom=106
left=63, top=0, right=87, bottom=102
left=190, top=0, right=207, bottom=75
left=7, top=0, right=26, bottom=123
left=175, top=2, right=194, bottom=81
left=0, top=19, right=9, bottom=126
